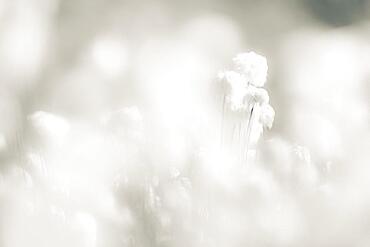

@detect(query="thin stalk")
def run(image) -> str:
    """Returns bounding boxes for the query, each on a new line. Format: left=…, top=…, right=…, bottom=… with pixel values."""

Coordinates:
left=245, top=103, right=256, bottom=165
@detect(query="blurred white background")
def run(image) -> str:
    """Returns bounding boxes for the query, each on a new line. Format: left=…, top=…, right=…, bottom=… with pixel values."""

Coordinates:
left=0, top=0, right=370, bottom=246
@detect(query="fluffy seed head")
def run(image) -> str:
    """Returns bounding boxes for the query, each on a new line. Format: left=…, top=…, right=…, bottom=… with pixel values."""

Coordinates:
left=259, top=103, right=275, bottom=129
left=219, top=71, right=249, bottom=111
left=232, top=51, right=268, bottom=87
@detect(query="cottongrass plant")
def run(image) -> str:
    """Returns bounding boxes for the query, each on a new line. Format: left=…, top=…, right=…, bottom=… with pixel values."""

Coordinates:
left=219, top=51, right=275, bottom=165
left=1, top=49, right=343, bottom=247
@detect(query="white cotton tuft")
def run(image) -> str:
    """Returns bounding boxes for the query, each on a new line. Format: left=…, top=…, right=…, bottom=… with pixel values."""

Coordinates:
left=232, top=51, right=268, bottom=87
left=219, top=71, right=249, bottom=111
left=245, top=86, right=270, bottom=105
left=259, top=103, right=275, bottom=129
left=28, top=111, right=70, bottom=144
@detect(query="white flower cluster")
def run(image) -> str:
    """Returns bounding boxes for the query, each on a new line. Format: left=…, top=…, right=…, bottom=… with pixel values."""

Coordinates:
left=219, top=51, right=274, bottom=129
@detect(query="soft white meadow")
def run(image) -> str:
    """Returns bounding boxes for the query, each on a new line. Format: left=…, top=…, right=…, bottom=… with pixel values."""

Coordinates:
left=0, top=5, right=370, bottom=245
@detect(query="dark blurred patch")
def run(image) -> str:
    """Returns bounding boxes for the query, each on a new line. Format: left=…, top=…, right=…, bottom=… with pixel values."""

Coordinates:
left=304, top=0, right=368, bottom=26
